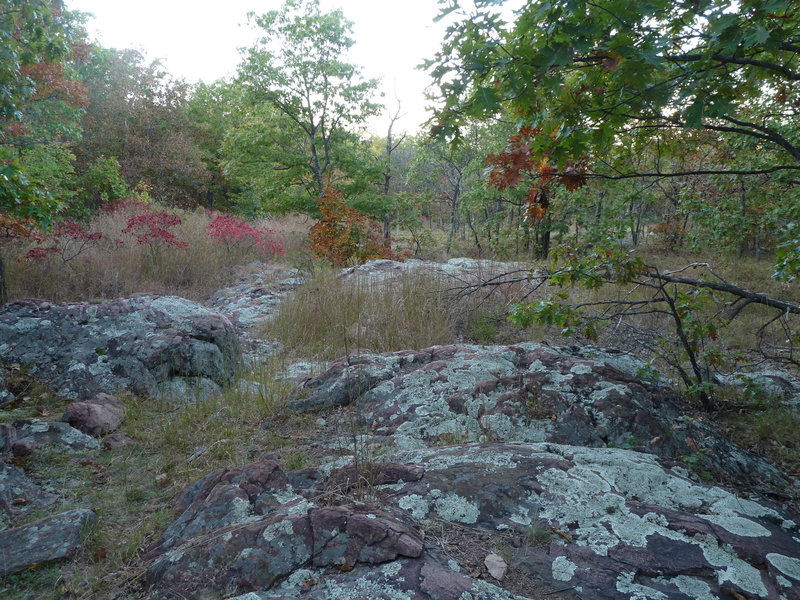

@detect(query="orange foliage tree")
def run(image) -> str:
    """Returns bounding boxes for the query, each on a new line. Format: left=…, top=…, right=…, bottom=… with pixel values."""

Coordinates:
left=308, top=188, right=398, bottom=267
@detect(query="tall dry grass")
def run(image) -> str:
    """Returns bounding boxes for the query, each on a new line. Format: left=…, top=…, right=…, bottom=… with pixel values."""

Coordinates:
left=7, top=204, right=304, bottom=303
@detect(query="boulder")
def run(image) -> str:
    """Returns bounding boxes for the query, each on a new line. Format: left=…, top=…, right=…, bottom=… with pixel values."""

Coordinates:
left=291, top=343, right=787, bottom=492
left=0, top=295, right=239, bottom=401
left=62, top=392, right=126, bottom=437
left=0, top=508, right=96, bottom=576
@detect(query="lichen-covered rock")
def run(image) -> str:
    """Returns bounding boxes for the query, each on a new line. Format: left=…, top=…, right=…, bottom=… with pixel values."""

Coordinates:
left=206, top=265, right=304, bottom=365
left=226, top=556, right=532, bottom=600
left=339, top=257, right=533, bottom=285
left=62, top=393, right=125, bottom=437
left=291, top=343, right=786, bottom=492
left=377, top=443, right=800, bottom=600
left=0, top=508, right=95, bottom=576
left=0, top=295, right=239, bottom=400
left=145, top=460, right=424, bottom=599
left=0, top=463, right=56, bottom=528
left=14, top=419, right=99, bottom=451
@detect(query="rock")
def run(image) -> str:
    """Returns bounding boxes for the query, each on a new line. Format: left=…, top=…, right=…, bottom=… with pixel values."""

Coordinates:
left=0, top=373, right=15, bottom=407
left=206, top=265, right=304, bottom=365
left=379, top=443, right=800, bottom=600
left=485, top=553, right=508, bottom=580
left=145, top=443, right=799, bottom=600
left=224, top=556, right=530, bottom=600
left=0, top=424, right=16, bottom=452
left=145, top=460, right=424, bottom=599
left=102, top=432, right=136, bottom=450
left=339, top=258, right=533, bottom=286
left=0, top=295, right=239, bottom=401
left=291, top=343, right=787, bottom=492
left=13, top=419, right=99, bottom=451
left=0, top=463, right=56, bottom=528
left=0, top=508, right=96, bottom=576
left=62, top=393, right=126, bottom=437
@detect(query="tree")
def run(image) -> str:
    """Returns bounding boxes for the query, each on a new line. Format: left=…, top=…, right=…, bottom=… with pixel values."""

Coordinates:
left=429, top=0, right=800, bottom=404
left=0, top=0, right=84, bottom=302
left=430, top=0, right=799, bottom=176
left=232, top=0, right=382, bottom=213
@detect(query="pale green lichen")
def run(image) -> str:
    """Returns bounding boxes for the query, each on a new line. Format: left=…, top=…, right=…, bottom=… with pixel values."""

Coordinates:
left=551, top=556, right=577, bottom=581
left=767, top=553, right=800, bottom=580
left=433, top=492, right=480, bottom=524
left=262, top=519, right=294, bottom=542
left=397, top=494, right=430, bottom=519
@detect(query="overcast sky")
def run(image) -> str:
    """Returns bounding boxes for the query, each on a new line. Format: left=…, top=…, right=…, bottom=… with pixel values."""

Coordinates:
left=66, top=0, right=453, bottom=134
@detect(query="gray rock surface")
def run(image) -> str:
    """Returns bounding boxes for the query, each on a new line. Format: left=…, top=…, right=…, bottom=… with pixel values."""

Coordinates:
left=0, top=295, right=239, bottom=400
left=0, top=508, right=96, bottom=576
left=291, top=343, right=787, bottom=492
left=62, top=392, right=126, bottom=437
left=13, top=419, right=99, bottom=451
left=0, top=374, right=15, bottom=407
left=0, top=463, right=56, bottom=528
left=339, top=257, right=534, bottom=285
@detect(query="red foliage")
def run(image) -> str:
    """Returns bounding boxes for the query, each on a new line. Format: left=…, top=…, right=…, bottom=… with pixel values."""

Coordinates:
left=207, top=213, right=284, bottom=256
left=123, top=211, right=187, bottom=249
left=20, top=62, right=88, bottom=108
left=24, top=220, right=104, bottom=263
left=486, top=127, right=588, bottom=221
left=308, top=188, right=400, bottom=266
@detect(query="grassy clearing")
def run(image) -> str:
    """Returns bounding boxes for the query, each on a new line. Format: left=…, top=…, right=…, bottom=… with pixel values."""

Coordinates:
left=263, top=264, right=549, bottom=360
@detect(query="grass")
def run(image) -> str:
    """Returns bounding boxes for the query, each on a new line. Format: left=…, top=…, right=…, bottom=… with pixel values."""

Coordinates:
left=6, top=204, right=307, bottom=303
left=0, top=359, right=306, bottom=599
left=264, top=267, right=461, bottom=360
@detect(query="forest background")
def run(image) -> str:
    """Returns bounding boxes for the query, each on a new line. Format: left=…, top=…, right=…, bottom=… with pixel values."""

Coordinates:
left=1, top=0, right=799, bottom=400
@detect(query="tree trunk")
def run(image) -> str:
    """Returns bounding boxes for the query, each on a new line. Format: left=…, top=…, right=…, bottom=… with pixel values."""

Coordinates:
left=0, top=254, right=8, bottom=305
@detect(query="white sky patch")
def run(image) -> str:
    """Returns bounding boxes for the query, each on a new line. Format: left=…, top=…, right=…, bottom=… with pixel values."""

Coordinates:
left=66, top=0, right=452, bottom=134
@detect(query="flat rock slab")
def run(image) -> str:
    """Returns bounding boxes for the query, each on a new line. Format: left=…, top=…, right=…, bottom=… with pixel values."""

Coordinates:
left=378, top=443, right=800, bottom=600
left=0, top=295, right=239, bottom=400
left=339, top=257, right=533, bottom=285
left=291, top=343, right=787, bottom=492
left=145, top=444, right=800, bottom=600
left=0, top=508, right=95, bottom=576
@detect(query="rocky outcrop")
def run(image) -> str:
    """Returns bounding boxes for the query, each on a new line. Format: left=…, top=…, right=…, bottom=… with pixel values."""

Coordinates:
left=144, top=445, right=800, bottom=600
left=144, top=460, right=426, bottom=599
left=62, top=392, right=126, bottom=437
left=0, top=508, right=96, bottom=576
left=206, top=265, right=305, bottom=365
left=0, top=295, right=239, bottom=401
left=290, top=343, right=787, bottom=492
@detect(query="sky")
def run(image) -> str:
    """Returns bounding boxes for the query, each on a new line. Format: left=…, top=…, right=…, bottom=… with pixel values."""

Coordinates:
left=66, top=0, right=454, bottom=135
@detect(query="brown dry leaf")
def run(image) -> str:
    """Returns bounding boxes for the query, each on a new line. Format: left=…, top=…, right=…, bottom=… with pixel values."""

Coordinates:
left=684, top=437, right=700, bottom=452
left=11, top=497, right=27, bottom=505
left=93, top=547, right=108, bottom=563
